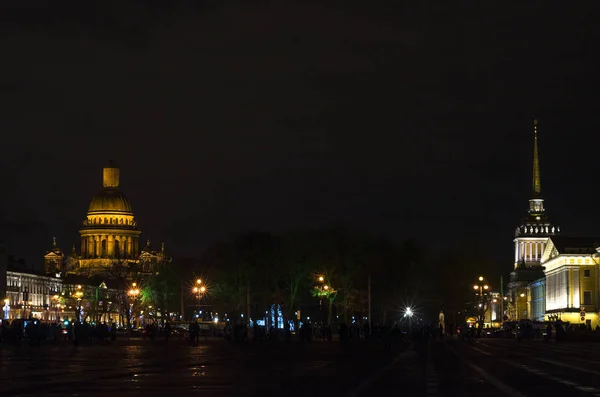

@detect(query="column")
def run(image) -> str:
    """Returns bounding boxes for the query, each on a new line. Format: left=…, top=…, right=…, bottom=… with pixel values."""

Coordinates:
left=127, top=236, right=133, bottom=258
left=108, top=235, right=114, bottom=256
left=515, top=242, right=519, bottom=263
left=95, top=236, right=100, bottom=257
left=81, top=237, right=86, bottom=256
left=520, top=242, right=524, bottom=260
left=87, top=237, right=94, bottom=258
left=534, top=242, right=538, bottom=260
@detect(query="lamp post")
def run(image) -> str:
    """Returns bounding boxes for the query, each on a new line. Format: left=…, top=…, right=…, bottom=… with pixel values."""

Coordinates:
left=473, top=276, right=490, bottom=336
left=74, top=285, right=84, bottom=322
left=315, top=276, right=335, bottom=326
left=52, top=294, right=59, bottom=322
left=128, top=282, right=140, bottom=328
left=192, top=279, right=208, bottom=321
left=404, top=307, right=414, bottom=335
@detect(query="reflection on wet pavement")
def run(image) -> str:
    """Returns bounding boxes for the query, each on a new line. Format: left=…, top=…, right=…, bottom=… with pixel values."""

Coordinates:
left=0, top=340, right=390, bottom=396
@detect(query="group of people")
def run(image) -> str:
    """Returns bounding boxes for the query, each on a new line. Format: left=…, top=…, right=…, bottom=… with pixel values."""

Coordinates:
left=0, top=318, right=122, bottom=346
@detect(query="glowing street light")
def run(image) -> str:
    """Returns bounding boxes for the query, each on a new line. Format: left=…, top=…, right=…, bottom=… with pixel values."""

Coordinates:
left=404, top=307, right=414, bottom=334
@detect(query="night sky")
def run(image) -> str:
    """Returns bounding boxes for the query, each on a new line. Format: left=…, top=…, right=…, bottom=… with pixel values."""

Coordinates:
left=1, top=1, right=600, bottom=278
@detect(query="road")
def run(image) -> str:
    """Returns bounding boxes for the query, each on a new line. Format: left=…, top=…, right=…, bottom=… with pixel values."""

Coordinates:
left=3, top=337, right=600, bottom=396
left=0, top=338, right=403, bottom=396
left=368, top=337, right=600, bottom=396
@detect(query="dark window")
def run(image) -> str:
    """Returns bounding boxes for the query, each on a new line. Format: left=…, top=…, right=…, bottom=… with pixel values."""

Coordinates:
left=584, top=269, right=591, bottom=278
left=584, top=291, right=592, bottom=305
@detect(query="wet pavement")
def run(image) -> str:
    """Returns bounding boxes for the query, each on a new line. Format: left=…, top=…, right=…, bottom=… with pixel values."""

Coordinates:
left=368, top=337, right=600, bottom=396
left=0, top=338, right=402, bottom=396
left=7, top=336, right=598, bottom=396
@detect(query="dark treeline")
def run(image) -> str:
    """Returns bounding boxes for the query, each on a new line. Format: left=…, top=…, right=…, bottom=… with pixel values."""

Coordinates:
left=192, top=226, right=489, bottom=327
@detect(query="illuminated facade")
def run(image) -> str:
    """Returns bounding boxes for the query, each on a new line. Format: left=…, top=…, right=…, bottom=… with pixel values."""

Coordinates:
left=4, top=271, right=62, bottom=321
left=540, top=237, right=599, bottom=328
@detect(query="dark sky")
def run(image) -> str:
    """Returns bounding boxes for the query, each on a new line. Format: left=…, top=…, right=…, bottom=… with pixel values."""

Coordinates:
left=1, top=1, right=599, bottom=277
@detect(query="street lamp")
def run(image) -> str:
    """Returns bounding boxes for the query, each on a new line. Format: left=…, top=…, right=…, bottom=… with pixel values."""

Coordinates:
left=128, top=283, right=140, bottom=327
left=473, top=276, right=491, bottom=335
left=404, top=307, right=414, bottom=334
left=315, top=275, right=335, bottom=326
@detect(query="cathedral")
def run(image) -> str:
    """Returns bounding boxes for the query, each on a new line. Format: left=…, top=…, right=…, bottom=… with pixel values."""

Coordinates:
left=44, top=161, right=166, bottom=277
left=2, top=162, right=168, bottom=323
left=507, top=120, right=600, bottom=328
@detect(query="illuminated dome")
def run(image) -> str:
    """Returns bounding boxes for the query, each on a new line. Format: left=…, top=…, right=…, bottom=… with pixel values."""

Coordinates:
left=79, top=162, right=141, bottom=265
left=88, top=189, right=133, bottom=214
left=86, top=161, right=133, bottom=214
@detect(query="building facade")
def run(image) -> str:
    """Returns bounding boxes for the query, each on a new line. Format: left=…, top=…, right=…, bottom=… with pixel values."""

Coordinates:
left=539, top=237, right=600, bottom=328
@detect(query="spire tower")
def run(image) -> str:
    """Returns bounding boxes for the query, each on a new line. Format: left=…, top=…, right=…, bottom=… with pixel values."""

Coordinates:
left=513, top=118, right=559, bottom=269
left=532, top=119, right=541, bottom=196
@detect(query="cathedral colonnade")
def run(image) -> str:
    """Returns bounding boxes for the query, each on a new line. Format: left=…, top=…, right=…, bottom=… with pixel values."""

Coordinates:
left=79, top=234, right=139, bottom=258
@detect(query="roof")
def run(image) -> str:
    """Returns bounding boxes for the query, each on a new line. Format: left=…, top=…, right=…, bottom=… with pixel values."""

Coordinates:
left=88, top=188, right=133, bottom=213
left=549, top=236, right=600, bottom=255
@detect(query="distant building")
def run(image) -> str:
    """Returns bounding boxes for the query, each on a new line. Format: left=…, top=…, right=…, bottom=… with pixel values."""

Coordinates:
left=2, top=162, right=169, bottom=324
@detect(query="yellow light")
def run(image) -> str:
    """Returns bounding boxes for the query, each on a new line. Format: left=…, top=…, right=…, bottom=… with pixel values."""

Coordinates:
left=478, top=276, right=484, bottom=281
left=3, top=298, right=8, bottom=304
left=132, top=282, right=137, bottom=287
left=53, top=295, right=59, bottom=300
left=492, top=299, right=497, bottom=303
left=196, top=279, right=202, bottom=285
left=324, top=285, right=329, bottom=290
left=318, top=276, right=324, bottom=282
left=77, top=285, right=82, bottom=290
left=193, top=287, right=198, bottom=293
left=200, top=286, right=206, bottom=293
left=484, top=285, right=489, bottom=290
left=473, top=285, right=479, bottom=290
left=520, top=293, right=525, bottom=297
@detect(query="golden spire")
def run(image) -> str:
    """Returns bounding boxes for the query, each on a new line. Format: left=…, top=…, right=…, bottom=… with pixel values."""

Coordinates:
left=532, top=119, right=541, bottom=196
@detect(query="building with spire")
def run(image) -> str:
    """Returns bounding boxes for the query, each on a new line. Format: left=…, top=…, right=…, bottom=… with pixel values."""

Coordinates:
left=505, top=120, right=600, bottom=329
left=507, top=119, right=560, bottom=321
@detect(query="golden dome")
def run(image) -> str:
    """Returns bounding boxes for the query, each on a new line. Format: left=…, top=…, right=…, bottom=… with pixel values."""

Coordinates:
left=88, top=189, right=133, bottom=213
